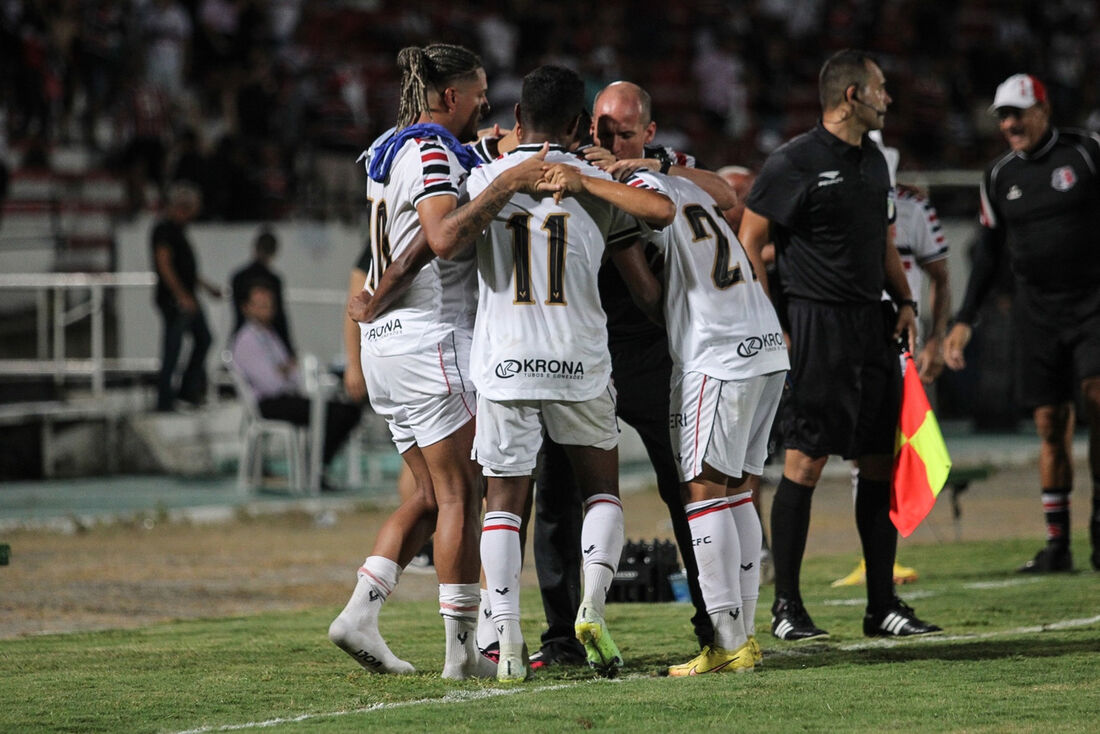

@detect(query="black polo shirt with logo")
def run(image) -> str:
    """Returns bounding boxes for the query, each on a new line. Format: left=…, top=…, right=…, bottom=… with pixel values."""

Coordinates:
left=979, top=127, right=1100, bottom=293
left=745, top=122, right=894, bottom=304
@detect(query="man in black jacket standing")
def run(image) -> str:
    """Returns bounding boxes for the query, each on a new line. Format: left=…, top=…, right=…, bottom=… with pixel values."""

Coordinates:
left=945, top=74, right=1100, bottom=573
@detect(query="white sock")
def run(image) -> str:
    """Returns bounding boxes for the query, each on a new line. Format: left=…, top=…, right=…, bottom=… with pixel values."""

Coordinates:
left=579, top=493, right=624, bottom=619
left=481, top=511, right=522, bottom=632
left=686, top=498, right=746, bottom=651
left=328, top=556, right=414, bottom=674
left=476, top=587, right=497, bottom=652
left=729, top=491, right=761, bottom=637
left=440, top=583, right=494, bottom=679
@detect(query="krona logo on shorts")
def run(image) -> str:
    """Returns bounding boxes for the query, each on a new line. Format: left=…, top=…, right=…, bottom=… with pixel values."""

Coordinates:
left=494, top=358, right=585, bottom=379
left=736, top=332, right=784, bottom=358
left=365, top=318, right=402, bottom=341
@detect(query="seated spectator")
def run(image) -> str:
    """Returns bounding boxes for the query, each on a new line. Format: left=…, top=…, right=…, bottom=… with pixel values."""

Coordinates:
left=230, top=229, right=293, bottom=353
left=231, top=283, right=361, bottom=486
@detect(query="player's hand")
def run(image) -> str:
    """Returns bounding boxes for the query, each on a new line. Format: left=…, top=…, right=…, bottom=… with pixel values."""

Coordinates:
left=347, top=290, right=373, bottom=323
left=943, top=323, right=972, bottom=371
left=477, top=123, right=504, bottom=139
left=917, top=336, right=945, bottom=383
left=537, top=163, right=584, bottom=203
left=583, top=145, right=616, bottom=170
left=605, top=158, right=657, bottom=181
left=176, top=293, right=198, bottom=313
left=344, top=365, right=367, bottom=402
left=894, top=303, right=917, bottom=354
left=508, top=142, right=550, bottom=194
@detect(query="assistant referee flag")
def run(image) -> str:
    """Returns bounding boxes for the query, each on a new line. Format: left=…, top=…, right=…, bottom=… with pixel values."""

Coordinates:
left=892, top=354, right=952, bottom=537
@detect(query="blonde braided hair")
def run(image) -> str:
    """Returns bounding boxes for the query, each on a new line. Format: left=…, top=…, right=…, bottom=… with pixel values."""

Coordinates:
left=395, top=44, right=483, bottom=129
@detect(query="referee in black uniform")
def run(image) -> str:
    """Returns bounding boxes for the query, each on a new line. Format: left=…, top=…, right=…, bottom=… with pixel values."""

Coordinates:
left=740, top=49, right=941, bottom=640
left=945, top=73, right=1100, bottom=574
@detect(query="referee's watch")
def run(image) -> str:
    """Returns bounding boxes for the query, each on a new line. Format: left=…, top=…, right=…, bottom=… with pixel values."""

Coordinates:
left=897, top=299, right=918, bottom=317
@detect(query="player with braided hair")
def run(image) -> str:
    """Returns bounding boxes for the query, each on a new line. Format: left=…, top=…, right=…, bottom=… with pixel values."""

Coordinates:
left=329, top=43, right=545, bottom=680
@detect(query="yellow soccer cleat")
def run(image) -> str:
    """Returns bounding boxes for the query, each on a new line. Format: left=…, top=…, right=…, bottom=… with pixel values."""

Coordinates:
left=831, top=559, right=867, bottom=587
left=668, top=643, right=755, bottom=676
left=831, top=558, right=920, bottom=587
left=575, top=605, right=623, bottom=679
left=747, top=635, right=763, bottom=665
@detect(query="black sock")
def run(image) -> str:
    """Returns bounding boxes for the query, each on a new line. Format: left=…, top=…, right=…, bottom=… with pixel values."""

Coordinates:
left=856, top=477, right=897, bottom=614
left=1041, top=487, right=1071, bottom=551
left=1090, top=484, right=1100, bottom=551
left=770, top=476, right=815, bottom=603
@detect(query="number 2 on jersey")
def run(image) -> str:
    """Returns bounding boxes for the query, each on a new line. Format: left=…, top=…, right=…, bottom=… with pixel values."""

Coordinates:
left=507, top=212, right=569, bottom=305
left=683, top=204, right=757, bottom=289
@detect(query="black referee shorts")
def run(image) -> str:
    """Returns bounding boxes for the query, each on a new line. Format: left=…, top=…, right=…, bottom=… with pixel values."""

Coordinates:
left=1013, top=284, right=1100, bottom=408
left=782, top=298, right=902, bottom=460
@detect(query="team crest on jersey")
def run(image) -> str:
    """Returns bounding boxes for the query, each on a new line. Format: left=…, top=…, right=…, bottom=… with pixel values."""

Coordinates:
left=1051, top=166, right=1077, bottom=192
left=494, top=357, right=585, bottom=380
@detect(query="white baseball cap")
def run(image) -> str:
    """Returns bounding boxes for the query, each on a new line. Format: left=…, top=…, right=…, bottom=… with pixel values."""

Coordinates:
left=989, top=74, right=1048, bottom=113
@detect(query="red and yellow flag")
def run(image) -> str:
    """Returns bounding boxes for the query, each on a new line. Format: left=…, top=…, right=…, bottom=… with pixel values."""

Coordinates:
left=892, top=354, right=952, bottom=537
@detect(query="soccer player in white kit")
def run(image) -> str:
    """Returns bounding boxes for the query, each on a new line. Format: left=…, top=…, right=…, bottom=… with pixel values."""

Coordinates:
left=586, top=166, right=790, bottom=674
left=463, top=66, right=675, bottom=681
left=328, top=43, right=506, bottom=681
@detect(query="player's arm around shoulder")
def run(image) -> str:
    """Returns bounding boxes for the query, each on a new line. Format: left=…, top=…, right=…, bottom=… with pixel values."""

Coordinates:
left=429, top=144, right=552, bottom=260
left=541, top=163, right=674, bottom=227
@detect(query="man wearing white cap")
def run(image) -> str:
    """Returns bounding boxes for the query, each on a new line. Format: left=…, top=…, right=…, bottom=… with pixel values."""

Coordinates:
left=944, top=73, right=1100, bottom=573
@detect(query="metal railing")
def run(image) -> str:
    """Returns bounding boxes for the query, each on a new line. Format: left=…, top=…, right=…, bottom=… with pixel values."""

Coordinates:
left=0, top=272, right=158, bottom=398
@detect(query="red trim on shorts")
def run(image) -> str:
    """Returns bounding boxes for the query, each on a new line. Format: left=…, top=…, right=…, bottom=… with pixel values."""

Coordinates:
left=692, top=376, right=708, bottom=470
left=438, top=343, right=453, bottom=394
left=482, top=524, right=520, bottom=532
left=728, top=496, right=753, bottom=508
left=460, top=393, right=475, bottom=418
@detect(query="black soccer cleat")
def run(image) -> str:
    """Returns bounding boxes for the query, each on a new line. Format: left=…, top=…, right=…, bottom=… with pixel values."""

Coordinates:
left=1017, top=544, right=1073, bottom=574
left=863, top=597, right=942, bottom=637
left=771, top=597, right=829, bottom=641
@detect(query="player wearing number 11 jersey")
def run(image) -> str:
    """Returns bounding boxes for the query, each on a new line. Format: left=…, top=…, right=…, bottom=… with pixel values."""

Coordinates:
left=464, top=65, right=674, bottom=681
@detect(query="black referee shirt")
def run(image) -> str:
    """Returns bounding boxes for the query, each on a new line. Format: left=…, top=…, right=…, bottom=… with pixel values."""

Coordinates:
left=745, top=122, right=894, bottom=304
left=979, top=127, right=1100, bottom=292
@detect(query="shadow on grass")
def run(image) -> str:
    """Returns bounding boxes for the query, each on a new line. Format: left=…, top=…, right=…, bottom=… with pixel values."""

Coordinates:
left=757, top=636, right=1099, bottom=669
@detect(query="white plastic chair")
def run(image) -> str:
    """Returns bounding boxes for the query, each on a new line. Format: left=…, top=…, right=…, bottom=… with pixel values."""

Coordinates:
left=222, top=350, right=308, bottom=493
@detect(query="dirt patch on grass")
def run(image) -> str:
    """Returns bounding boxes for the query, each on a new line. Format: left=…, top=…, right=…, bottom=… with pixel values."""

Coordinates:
left=0, top=459, right=1083, bottom=640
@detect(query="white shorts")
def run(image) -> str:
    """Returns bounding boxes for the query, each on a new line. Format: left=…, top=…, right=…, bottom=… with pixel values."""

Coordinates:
left=473, top=385, right=618, bottom=477
left=363, top=332, right=476, bottom=453
left=670, top=369, right=785, bottom=482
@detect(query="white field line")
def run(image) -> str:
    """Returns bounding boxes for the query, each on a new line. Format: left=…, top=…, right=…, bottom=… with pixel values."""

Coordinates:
left=170, top=679, right=628, bottom=734
left=823, top=577, right=1043, bottom=606
left=170, top=613, right=1100, bottom=733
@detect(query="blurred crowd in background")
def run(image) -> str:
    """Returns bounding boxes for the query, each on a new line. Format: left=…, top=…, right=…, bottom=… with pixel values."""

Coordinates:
left=2, top=0, right=1099, bottom=223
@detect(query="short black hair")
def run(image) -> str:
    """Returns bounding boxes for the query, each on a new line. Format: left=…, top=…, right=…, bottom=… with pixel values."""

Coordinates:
left=519, top=65, right=585, bottom=136
left=819, top=49, right=880, bottom=110
left=255, top=230, right=277, bottom=257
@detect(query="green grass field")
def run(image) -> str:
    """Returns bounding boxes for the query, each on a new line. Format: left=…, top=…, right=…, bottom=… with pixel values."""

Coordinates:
left=2, top=536, right=1097, bottom=733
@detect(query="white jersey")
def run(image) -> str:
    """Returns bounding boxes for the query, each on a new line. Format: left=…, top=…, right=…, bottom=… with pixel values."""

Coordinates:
left=359, top=133, right=478, bottom=357
left=637, top=171, right=788, bottom=379
left=881, top=188, right=949, bottom=338
left=467, top=143, right=641, bottom=401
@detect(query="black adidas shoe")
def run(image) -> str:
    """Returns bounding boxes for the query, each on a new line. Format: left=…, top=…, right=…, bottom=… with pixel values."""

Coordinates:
left=1017, top=545, right=1072, bottom=573
left=528, top=640, right=586, bottom=670
left=771, top=597, right=829, bottom=641
left=863, top=598, right=942, bottom=637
